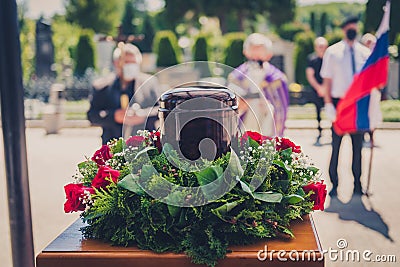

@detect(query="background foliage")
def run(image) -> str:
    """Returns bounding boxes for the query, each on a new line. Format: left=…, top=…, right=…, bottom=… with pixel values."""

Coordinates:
left=153, top=30, right=181, bottom=67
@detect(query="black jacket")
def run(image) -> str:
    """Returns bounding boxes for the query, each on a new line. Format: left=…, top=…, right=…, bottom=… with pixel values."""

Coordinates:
left=87, top=73, right=161, bottom=144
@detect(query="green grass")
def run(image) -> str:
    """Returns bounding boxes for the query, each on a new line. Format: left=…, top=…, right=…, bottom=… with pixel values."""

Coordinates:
left=381, top=100, right=400, bottom=122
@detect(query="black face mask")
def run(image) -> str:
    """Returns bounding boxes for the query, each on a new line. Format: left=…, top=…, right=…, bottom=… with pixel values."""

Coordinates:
left=346, top=29, right=357, bottom=41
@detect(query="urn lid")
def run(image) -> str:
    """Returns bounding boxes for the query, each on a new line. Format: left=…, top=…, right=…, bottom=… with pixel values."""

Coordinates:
left=159, top=85, right=238, bottom=111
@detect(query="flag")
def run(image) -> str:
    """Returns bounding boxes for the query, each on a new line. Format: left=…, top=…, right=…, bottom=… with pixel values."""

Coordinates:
left=333, top=1, right=390, bottom=135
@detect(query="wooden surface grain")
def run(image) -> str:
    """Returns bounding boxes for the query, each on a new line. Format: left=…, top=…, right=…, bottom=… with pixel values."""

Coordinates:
left=36, top=214, right=324, bottom=267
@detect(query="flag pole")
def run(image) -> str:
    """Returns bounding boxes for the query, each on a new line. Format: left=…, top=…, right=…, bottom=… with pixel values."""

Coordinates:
left=365, top=130, right=374, bottom=197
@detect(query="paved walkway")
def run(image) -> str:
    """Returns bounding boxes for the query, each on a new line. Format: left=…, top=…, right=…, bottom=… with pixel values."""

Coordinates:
left=0, top=127, right=398, bottom=266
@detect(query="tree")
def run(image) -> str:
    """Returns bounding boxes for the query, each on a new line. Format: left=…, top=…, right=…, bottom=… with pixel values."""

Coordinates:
left=74, top=30, right=96, bottom=76
left=320, top=12, right=327, bottom=36
left=267, top=0, right=296, bottom=29
left=121, top=0, right=136, bottom=35
left=224, top=32, right=246, bottom=68
left=139, top=16, right=155, bottom=53
left=153, top=31, right=181, bottom=67
left=65, top=0, right=122, bottom=34
left=310, top=12, right=316, bottom=33
left=162, top=0, right=295, bottom=34
left=294, top=31, right=315, bottom=85
left=364, top=0, right=399, bottom=44
left=193, top=35, right=211, bottom=76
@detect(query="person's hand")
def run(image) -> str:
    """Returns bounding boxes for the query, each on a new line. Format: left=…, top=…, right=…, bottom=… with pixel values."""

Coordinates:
left=114, top=109, right=126, bottom=124
left=124, top=114, right=146, bottom=126
left=324, top=103, right=336, bottom=122
left=114, top=109, right=146, bottom=126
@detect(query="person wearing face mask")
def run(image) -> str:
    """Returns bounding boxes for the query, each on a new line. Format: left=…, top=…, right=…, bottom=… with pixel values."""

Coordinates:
left=320, top=16, right=371, bottom=197
left=87, top=43, right=162, bottom=144
left=228, top=33, right=289, bottom=137
left=306, top=37, right=328, bottom=146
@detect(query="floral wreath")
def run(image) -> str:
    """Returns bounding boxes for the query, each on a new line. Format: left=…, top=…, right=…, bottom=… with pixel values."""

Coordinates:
left=64, top=130, right=326, bottom=267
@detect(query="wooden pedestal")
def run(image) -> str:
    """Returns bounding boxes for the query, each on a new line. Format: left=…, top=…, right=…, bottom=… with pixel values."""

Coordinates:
left=36, top=215, right=324, bottom=267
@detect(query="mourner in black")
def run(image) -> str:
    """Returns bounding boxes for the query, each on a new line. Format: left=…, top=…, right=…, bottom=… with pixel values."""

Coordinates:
left=87, top=43, right=161, bottom=144
left=306, top=37, right=328, bottom=145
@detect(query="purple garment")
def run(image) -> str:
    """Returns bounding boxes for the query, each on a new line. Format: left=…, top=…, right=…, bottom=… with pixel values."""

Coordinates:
left=231, top=62, right=289, bottom=136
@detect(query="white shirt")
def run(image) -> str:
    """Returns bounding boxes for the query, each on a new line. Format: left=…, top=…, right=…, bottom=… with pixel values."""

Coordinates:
left=320, top=40, right=370, bottom=98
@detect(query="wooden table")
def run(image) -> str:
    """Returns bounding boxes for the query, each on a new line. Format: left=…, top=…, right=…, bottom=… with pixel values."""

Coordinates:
left=36, top=215, right=324, bottom=267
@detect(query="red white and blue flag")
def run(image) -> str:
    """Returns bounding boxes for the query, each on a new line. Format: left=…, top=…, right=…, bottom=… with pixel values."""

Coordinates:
left=334, top=1, right=390, bottom=135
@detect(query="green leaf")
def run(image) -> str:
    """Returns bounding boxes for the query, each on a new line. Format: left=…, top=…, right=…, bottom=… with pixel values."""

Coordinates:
left=280, top=148, right=293, bottom=162
left=111, top=138, right=125, bottom=154
left=238, top=180, right=254, bottom=197
left=117, top=174, right=145, bottom=195
left=273, top=160, right=292, bottom=180
left=272, top=180, right=290, bottom=192
left=134, top=146, right=157, bottom=159
left=283, top=228, right=294, bottom=237
left=296, top=187, right=305, bottom=196
left=211, top=201, right=239, bottom=220
left=195, top=166, right=223, bottom=186
left=284, top=194, right=304, bottom=204
left=167, top=205, right=181, bottom=217
left=253, top=192, right=283, bottom=203
left=248, top=137, right=260, bottom=150
left=307, top=166, right=319, bottom=174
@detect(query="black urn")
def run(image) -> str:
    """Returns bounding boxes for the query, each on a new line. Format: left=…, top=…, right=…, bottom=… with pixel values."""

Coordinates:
left=158, top=84, right=238, bottom=161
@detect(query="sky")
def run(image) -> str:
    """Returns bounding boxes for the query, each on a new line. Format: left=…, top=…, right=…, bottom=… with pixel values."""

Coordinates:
left=24, top=0, right=368, bottom=19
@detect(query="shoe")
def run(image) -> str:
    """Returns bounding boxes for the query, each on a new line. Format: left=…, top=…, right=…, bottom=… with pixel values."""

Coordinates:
left=329, top=188, right=337, bottom=197
left=353, top=188, right=363, bottom=196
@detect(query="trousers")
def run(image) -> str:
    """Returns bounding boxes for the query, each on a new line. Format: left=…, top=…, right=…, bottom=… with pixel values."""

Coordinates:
left=329, top=98, right=363, bottom=193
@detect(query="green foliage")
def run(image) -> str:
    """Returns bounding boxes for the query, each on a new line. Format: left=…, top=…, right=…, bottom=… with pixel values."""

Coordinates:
left=65, top=0, right=123, bottom=34
left=153, top=30, right=181, bottom=67
left=277, top=22, right=307, bottom=42
left=121, top=0, right=136, bottom=35
left=320, top=12, right=328, bottom=36
left=364, top=0, right=400, bottom=44
left=395, top=34, right=400, bottom=60
left=324, top=29, right=343, bottom=45
left=162, top=0, right=294, bottom=33
left=19, top=18, right=35, bottom=84
left=193, top=35, right=211, bottom=76
left=294, top=31, right=316, bottom=85
left=139, top=16, right=155, bottom=53
left=296, top=2, right=365, bottom=30
left=193, top=35, right=209, bottom=61
left=52, top=15, right=82, bottom=77
left=74, top=30, right=96, bottom=76
left=267, top=0, right=296, bottom=29
left=381, top=100, right=400, bottom=122
left=74, top=135, right=320, bottom=266
left=310, top=12, right=316, bottom=33
left=224, top=32, right=246, bottom=68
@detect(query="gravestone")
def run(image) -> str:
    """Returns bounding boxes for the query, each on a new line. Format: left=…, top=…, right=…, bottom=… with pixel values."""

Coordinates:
left=35, top=17, right=55, bottom=78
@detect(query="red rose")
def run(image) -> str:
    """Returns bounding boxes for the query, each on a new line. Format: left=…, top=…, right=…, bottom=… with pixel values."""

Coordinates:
left=241, top=131, right=271, bottom=145
left=91, top=166, right=120, bottom=189
left=126, top=135, right=146, bottom=147
left=149, top=131, right=162, bottom=152
left=302, top=181, right=327, bottom=211
left=275, top=137, right=301, bottom=153
left=63, top=183, right=94, bottom=213
left=91, top=145, right=113, bottom=165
